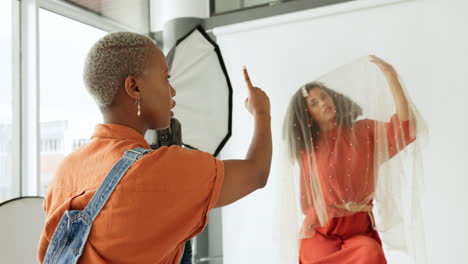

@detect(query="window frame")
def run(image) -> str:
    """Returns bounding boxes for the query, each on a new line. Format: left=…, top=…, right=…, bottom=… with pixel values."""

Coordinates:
left=18, top=0, right=140, bottom=196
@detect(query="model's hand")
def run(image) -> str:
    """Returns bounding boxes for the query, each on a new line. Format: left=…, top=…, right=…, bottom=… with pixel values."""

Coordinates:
left=370, top=55, right=397, bottom=77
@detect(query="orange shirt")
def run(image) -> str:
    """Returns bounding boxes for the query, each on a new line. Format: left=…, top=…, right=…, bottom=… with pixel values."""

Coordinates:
left=37, top=124, right=224, bottom=264
left=300, top=115, right=414, bottom=234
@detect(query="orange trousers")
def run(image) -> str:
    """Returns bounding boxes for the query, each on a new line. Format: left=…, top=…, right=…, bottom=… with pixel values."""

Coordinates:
left=299, top=212, right=387, bottom=264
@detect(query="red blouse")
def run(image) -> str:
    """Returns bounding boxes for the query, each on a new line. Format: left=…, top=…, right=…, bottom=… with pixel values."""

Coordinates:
left=300, top=115, right=415, bottom=234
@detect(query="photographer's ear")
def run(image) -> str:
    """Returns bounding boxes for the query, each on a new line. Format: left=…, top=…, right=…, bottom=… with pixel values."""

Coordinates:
left=124, top=75, right=140, bottom=100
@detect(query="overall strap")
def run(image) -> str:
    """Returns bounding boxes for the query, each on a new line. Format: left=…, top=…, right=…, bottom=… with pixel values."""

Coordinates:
left=83, top=148, right=151, bottom=220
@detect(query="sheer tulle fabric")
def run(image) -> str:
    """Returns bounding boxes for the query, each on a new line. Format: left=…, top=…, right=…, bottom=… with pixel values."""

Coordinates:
left=278, top=56, right=427, bottom=263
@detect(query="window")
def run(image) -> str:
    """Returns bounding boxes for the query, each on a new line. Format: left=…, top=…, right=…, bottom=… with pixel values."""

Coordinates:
left=0, top=0, right=17, bottom=202
left=212, top=0, right=293, bottom=15
left=38, top=9, right=106, bottom=195
left=63, top=0, right=150, bottom=32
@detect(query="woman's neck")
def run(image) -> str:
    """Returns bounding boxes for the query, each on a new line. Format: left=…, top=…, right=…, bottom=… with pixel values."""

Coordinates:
left=102, top=107, right=147, bottom=136
left=318, top=120, right=338, bottom=132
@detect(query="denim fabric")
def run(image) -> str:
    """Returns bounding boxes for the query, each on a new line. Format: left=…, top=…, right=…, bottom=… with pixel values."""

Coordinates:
left=180, top=240, right=192, bottom=264
left=43, top=148, right=151, bottom=264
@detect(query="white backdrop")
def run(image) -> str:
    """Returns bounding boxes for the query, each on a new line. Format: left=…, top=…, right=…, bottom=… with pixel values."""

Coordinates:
left=214, top=0, right=468, bottom=263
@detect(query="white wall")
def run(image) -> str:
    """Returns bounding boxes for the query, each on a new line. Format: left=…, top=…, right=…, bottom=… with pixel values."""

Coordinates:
left=214, top=0, right=468, bottom=263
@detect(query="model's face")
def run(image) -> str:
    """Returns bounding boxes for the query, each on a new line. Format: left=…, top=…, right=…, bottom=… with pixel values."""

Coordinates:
left=305, top=88, right=337, bottom=123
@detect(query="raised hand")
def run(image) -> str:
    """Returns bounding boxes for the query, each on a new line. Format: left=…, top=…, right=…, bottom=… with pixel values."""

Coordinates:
left=243, top=66, right=270, bottom=118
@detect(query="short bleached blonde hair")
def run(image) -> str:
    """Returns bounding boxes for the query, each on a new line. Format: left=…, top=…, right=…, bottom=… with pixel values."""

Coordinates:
left=83, top=32, right=156, bottom=107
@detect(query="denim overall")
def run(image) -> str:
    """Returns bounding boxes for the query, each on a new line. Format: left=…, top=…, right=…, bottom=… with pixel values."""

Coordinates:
left=43, top=148, right=158, bottom=263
